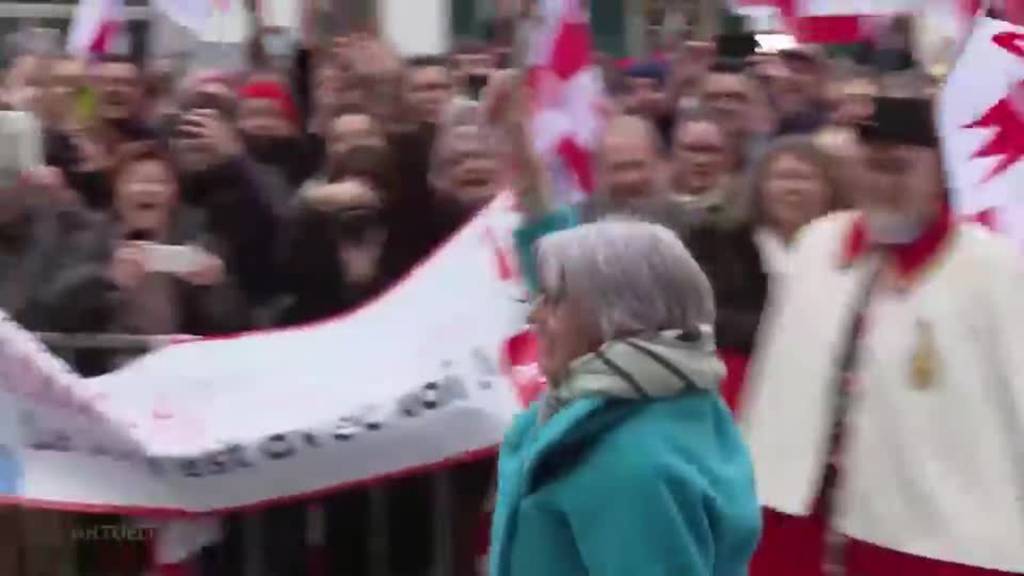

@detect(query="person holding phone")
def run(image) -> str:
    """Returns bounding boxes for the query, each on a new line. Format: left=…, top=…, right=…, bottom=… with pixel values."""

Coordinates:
left=169, top=79, right=291, bottom=302
left=35, top=145, right=249, bottom=374
left=236, top=76, right=315, bottom=188
left=0, top=112, right=98, bottom=323
left=279, top=175, right=393, bottom=326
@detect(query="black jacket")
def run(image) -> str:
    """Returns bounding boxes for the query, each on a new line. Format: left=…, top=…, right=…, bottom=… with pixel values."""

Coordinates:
left=687, top=222, right=768, bottom=354
left=181, top=156, right=292, bottom=301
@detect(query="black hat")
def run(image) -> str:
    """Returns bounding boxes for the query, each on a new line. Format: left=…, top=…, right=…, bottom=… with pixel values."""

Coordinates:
left=858, top=96, right=938, bottom=148
left=716, top=33, right=759, bottom=61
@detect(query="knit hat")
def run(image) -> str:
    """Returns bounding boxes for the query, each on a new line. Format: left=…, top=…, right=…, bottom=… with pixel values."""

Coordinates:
left=238, top=80, right=300, bottom=127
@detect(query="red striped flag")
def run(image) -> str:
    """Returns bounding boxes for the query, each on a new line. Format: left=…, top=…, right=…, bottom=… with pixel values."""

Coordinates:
left=67, top=0, right=124, bottom=56
left=731, top=0, right=984, bottom=44
left=940, top=15, right=1024, bottom=250
left=527, top=0, right=606, bottom=203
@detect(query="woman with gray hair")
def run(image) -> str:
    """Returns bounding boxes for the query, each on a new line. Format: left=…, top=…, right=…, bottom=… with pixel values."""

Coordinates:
left=487, top=74, right=761, bottom=574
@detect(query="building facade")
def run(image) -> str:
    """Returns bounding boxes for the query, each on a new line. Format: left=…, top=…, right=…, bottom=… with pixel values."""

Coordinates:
left=0, top=0, right=719, bottom=64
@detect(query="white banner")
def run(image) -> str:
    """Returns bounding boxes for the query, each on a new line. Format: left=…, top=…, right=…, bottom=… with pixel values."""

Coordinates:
left=380, top=0, right=450, bottom=56
left=0, top=198, right=538, bottom=514
left=940, top=16, right=1024, bottom=248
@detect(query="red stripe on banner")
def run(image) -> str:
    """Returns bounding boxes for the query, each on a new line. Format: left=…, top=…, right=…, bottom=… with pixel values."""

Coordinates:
left=0, top=445, right=500, bottom=517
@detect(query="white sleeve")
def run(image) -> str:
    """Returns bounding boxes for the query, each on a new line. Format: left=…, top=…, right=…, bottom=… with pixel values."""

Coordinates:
left=984, top=234, right=1024, bottom=485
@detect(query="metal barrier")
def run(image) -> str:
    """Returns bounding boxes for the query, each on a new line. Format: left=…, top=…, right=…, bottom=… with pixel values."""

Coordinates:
left=21, top=332, right=484, bottom=576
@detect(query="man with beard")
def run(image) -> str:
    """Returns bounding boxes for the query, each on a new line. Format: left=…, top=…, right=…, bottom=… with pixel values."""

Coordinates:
left=743, top=97, right=1024, bottom=576
left=484, top=73, right=699, bottom=252
left=236, top=77, right=316, bottom=188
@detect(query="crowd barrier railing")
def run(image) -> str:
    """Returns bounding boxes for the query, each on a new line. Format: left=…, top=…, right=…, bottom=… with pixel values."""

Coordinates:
left=17, top=331, right=486, bottom=576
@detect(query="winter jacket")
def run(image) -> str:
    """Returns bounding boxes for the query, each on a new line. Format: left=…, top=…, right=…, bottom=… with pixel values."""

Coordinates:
left=32, top=208, right=249, bottom=374
left=687, top=222, right=768, bottom=355
left=492, top=208, right=762, bottom=576
left=0, top=204, right=103, bottom=328
left=489, top=330, right=762, bottom=576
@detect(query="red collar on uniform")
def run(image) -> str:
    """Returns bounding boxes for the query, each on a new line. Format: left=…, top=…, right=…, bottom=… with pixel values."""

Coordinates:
left=841, top=204, right=954, bottom=279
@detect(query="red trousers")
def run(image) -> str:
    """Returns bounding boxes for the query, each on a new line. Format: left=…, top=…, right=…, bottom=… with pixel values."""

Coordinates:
left=752, top=509, right=1020, bottom=576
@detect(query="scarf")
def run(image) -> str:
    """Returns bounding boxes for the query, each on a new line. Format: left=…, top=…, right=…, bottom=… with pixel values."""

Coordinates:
left=539, top=328, right=726, bottom=423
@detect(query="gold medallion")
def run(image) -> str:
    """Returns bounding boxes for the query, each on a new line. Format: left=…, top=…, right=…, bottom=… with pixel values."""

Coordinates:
left=911, top=319, right=938, bottom=390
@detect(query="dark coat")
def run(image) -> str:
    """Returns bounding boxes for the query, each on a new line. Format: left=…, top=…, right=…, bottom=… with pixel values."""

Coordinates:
left=274, top=204, right=392, bottom=326
left=686, top=222, right=768, bottom=354
left=0, top=205, right=104, bottom=329
left=181, top=156, right=292, bottom=301
left=33, top=208, right=250, bottom=374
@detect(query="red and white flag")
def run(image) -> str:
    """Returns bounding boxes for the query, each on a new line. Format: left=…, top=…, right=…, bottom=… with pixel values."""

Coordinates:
left=527, top=0, right=605, bottom=204
left=732, top=0, right=982, bottom=44
left=152, top=0, right=221, bottom=34
left=67, top=0, right=124, bottom=56
left=940, top=15, right=1024, bottom=248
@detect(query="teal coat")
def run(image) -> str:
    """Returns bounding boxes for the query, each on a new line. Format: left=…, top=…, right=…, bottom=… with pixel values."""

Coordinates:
left=491, top=208, right=761, bottom=576
left=489, top=390, right=760, bottom=576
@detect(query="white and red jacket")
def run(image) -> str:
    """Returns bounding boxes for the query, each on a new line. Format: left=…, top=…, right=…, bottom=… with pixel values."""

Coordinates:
left=742, top=211, right=1024, bottom=573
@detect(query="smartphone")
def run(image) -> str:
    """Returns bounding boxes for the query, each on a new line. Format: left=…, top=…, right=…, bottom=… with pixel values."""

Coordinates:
left=0, top=111, right=43, bottom=189
left=141, top=244, right=205, bottom=275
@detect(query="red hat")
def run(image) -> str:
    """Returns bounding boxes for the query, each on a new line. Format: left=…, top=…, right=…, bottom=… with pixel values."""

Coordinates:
left=238, top=80, right=300, bottom=127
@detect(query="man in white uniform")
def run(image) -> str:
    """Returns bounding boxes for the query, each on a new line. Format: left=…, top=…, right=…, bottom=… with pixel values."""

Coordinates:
left=742, top=96, right=1024, bottom=576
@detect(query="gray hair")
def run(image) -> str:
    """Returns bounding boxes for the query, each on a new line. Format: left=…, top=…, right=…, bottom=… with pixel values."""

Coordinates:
left=536, top=219, right=715, bottom=342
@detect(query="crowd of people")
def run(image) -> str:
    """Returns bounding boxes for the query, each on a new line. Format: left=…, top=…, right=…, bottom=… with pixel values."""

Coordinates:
left=1, top=9, right=910, bottom=376
left=2, top=1, right=1022, bottom=575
